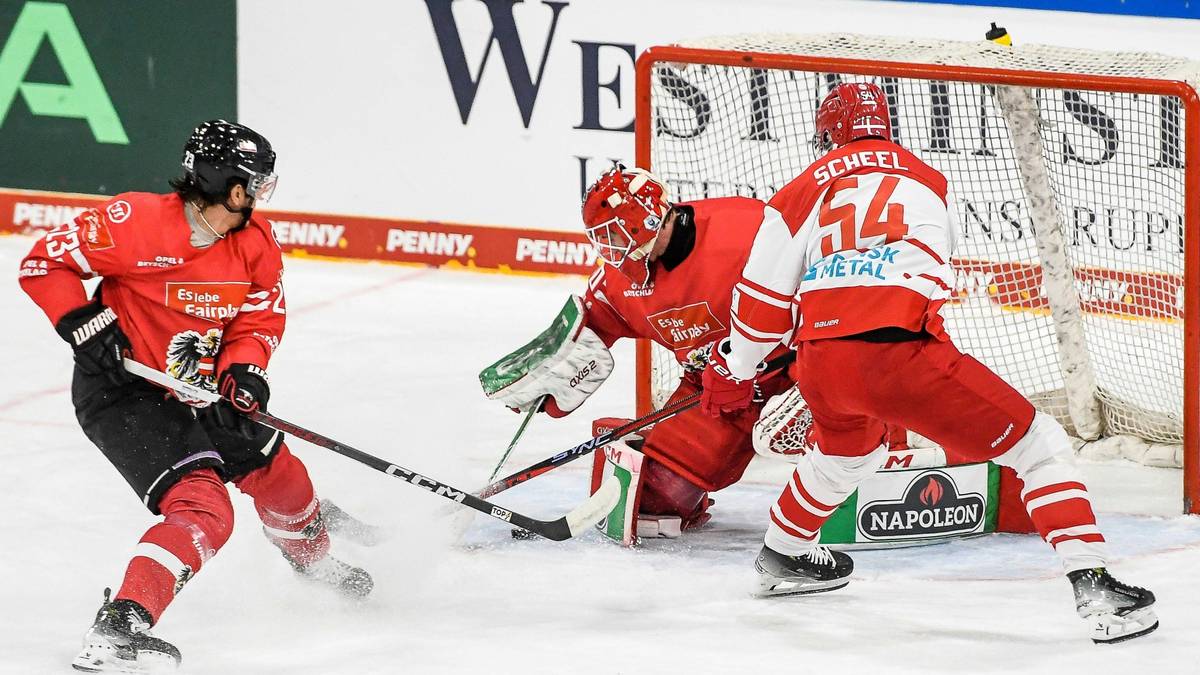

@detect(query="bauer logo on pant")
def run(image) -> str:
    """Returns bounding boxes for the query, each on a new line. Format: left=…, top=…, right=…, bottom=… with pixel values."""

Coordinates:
left=857, top=470, right=985, bottom=540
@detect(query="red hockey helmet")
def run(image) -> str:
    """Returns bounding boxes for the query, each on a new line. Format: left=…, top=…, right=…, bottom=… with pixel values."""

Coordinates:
left=581, top=165, right=671, bottom=285
left=813, top=82, right=893, bottom=154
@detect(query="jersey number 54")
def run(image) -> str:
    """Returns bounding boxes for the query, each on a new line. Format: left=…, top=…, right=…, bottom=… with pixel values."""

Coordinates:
left=818, top=175, right=909, bottom=256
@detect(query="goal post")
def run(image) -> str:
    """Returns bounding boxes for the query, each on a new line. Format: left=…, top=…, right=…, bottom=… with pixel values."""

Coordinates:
left=632, top=34, right=1199, bottom=515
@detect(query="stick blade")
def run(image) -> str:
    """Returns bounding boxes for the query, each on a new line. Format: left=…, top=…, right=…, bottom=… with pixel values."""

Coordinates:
left=536, top=478, right=621, bottom=541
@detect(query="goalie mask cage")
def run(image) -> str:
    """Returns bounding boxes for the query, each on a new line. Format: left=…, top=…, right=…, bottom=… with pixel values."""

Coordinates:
left=632, top=34, right=1199, bottom=514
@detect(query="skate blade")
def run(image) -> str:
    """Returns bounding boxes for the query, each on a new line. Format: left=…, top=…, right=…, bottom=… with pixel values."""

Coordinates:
left=72, top=648, right=178, bottom=674
left=1088, top=607, right=1160, bottom=644
left=753, top=575, right=850, bottom=598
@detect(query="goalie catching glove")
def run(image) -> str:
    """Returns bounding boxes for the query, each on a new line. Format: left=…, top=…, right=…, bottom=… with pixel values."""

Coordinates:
left=480, top=296, right=614, bottom=417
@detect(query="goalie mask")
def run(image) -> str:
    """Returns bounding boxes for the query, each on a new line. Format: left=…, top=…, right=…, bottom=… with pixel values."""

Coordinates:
left=581, top=165, right=671, bottom=286
left=812, top=82, right=893, bottom=155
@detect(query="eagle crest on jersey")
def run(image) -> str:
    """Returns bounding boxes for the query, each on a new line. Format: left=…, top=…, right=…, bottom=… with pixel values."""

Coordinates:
left=813, top=82, right=893, bottom=154
left=166, top=328, right=223, bottom=399
left=581, top=165, right=671, bottom=286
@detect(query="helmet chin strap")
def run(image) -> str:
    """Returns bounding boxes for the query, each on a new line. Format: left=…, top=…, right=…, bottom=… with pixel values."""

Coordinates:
left=221, top=198, right=253, bottom=230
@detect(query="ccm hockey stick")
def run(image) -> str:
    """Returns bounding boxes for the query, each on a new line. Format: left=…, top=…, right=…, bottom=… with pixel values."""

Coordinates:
left=123, top=359, right=620, bottom=541
left=475, top=350, right=797, bottom=500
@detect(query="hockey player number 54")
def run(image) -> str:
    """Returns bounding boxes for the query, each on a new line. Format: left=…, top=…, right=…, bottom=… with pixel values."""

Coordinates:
left=818, top=175, right=908, bottom=256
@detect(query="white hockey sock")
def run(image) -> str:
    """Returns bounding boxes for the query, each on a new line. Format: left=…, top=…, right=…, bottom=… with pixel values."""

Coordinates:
left=994, top=413, right=1108, bottom=572
left=765, top=444, right=887, bottom=556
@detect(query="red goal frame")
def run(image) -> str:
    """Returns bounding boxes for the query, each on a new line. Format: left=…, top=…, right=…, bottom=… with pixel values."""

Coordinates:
left=632, top=44, right=1200, bottom=514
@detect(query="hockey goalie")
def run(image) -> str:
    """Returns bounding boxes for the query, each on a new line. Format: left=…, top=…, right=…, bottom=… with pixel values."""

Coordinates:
left=480, top=166, right=799, bottom=541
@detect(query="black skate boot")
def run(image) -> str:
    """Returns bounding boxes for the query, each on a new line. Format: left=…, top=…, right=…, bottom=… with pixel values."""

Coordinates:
left=320, top=499, right=386, bottom=547
left=1068, top=568, right=1158, bottom=644
left=71, top=589, right=181, bottom=673
left=753, top=544, right=853, bottom=597
left=287, top=552, right=375, bottom=598
left=269, top=534, right=375, bottom=600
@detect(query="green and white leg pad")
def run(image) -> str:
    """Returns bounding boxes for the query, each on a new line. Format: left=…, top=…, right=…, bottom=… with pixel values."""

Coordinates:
left=589, top=436, right=684, bottom=546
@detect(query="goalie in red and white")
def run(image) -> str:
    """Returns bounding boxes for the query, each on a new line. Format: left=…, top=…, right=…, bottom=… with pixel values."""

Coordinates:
left=481, top=166, right=793, bottom=538
left=700, top=82, right=1158, bottom=643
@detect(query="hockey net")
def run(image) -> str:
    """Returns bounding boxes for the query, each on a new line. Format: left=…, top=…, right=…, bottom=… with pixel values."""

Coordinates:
left=633, top=33, right=1199, bottom=513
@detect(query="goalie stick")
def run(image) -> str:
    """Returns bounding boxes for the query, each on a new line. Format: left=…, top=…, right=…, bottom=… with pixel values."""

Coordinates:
left=475, top=351, right=797, bottom=500
left=123, top=359, right=620, bottom=541
left=443, top=395, right=544, bottom=531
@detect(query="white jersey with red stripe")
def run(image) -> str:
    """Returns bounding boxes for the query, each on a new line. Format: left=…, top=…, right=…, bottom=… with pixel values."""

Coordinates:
left=724, top=139, right=959, bottom=380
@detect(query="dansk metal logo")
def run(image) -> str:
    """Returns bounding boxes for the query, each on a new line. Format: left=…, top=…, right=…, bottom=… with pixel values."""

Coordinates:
left=858, top=470, right=985, bottom=541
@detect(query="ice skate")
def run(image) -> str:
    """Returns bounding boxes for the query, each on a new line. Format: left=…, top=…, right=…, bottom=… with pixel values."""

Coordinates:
left=320, top=499, right=386, bottom=546
left=278, top=546, right=375, bottom=599
left=753, top=545, right=853, bottom=597
left=1069, top=568, right=1158, bottom=644
left=71, top=589, right=180, bottom=673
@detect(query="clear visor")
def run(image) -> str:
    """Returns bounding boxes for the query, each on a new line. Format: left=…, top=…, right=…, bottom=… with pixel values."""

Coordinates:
left=585, top=216, right=636, bottom=265
left=246, top=171, right=278, bottom=202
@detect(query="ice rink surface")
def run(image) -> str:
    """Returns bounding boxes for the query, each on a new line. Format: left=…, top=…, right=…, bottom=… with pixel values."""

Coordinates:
left=1, top=235, right=1198, bottom=674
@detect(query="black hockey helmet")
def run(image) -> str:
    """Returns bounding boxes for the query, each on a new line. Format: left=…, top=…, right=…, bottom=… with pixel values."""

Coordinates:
left=182, top=120, right=278, bottom=202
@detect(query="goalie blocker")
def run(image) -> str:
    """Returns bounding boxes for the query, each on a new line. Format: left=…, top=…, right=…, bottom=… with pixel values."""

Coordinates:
left=590, top=387, right=1034, bottom=547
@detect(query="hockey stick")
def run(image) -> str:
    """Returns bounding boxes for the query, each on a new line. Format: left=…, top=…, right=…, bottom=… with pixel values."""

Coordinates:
left=123, top=359, right=620, bottom=541
left=444, top=395, right=544, bottom=527
left=488, top=395, right=545, bottom=483
left=475, top=351, right=797, bottom=500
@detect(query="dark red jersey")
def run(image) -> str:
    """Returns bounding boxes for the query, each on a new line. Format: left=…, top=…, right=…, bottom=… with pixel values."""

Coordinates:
left=581, top=196, right=788, bottom=376
left=20, top=192, right=285, bottom=392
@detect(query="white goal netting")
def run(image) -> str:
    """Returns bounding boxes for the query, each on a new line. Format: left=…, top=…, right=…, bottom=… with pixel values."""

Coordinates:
left=641, top=33, right=1197, bottom=468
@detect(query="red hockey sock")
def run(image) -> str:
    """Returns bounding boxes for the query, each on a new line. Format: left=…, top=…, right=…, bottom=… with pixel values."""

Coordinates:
left=115, top=469, right=233, bottom=622
left=235, top=445, right=329, bottom=566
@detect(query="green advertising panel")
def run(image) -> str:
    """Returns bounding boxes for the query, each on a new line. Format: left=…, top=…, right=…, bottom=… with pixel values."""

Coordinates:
left=0, top=1, right=236, bottom=195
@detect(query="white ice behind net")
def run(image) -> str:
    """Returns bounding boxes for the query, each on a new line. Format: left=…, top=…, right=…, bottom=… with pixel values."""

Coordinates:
left=644, top=33, right=1193, bottom=466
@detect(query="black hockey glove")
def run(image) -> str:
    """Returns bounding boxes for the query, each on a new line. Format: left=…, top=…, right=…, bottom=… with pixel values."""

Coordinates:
left=213, top=364, right=270, bottom=439
left=54, top=302, right=134, bottom=386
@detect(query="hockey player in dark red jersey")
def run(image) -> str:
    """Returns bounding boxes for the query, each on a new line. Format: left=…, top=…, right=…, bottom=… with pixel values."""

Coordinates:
left=481, top=166, right=792, bottom=538
left=19, top=120, right=372, bottom=672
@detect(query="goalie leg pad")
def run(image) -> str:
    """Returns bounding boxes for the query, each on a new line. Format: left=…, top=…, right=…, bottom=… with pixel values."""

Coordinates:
left=589, top=431, right=711, bottom=545
left=639, top=458, right=711, bottom=531
left=592, top=437, right=646, bottom=546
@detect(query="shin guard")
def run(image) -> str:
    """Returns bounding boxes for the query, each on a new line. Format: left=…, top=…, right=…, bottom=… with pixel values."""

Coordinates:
left=115, top=469, right=232, bottom=622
